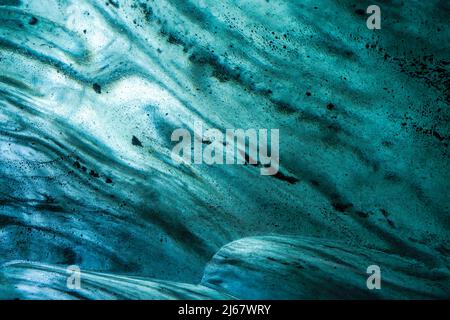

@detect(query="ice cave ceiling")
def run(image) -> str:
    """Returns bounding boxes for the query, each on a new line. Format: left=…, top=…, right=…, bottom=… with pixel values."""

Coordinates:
left=0, top=0, right=449, bottom=299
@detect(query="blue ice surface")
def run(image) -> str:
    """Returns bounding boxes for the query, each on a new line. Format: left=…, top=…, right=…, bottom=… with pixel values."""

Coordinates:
left=0, top=0, right=448, bottom=299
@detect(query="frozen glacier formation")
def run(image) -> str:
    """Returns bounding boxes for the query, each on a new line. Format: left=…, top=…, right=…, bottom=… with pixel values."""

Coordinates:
left=0, top=0, right=449, bottom=299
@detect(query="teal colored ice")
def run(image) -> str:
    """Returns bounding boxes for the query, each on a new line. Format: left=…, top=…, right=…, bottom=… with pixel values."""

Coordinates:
left=0, top=0, right=449, bottom=299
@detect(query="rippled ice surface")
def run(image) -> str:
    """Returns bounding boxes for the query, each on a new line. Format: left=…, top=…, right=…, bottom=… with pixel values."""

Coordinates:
left=0, top=0, right=449, bottom=299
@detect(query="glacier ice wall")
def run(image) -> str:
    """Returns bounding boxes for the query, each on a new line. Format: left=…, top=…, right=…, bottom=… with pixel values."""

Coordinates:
left=0, top=0, right=449, bottom=299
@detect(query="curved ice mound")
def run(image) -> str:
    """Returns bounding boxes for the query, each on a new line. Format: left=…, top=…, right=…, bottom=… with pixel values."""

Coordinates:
left=202, top=236, right=450, bottom=299
left=2, top=235, right=449, bottom=299
left=0, top=261, right=234, bottom=300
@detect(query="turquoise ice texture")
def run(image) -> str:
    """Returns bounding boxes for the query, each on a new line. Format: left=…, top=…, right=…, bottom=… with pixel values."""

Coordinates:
left=0, top=0, right=449, bottom=299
